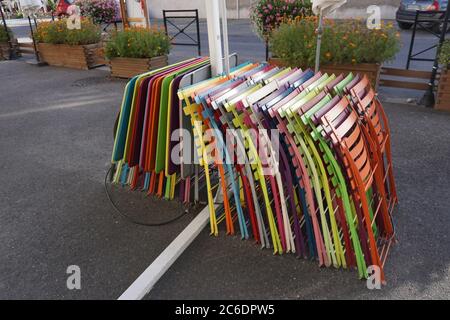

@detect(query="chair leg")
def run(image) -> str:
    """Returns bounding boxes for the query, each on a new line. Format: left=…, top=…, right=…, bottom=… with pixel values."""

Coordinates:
left=384, top=136, right=398, bottom=205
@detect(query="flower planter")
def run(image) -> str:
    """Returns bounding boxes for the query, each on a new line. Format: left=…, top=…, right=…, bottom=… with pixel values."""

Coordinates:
left=109, top=56, right=169, bottom=79
left=0, top=39, right=20, bottom=60
left=0, top=43, right=10, bottom=60
left=268, top=58, right=381, bottom=89
left=37, top=42, right=103, bottom=70
left=436, top=68, right=450, bottom=111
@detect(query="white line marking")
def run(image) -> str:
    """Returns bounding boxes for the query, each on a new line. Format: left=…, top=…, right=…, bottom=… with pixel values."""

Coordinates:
left=0, top=98, right=115, bottom=119
left=118, top=205, right=215, bottom=300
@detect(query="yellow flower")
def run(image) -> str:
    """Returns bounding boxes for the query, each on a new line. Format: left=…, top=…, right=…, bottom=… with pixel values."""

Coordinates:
left=325, top=52, right=332, bottom=59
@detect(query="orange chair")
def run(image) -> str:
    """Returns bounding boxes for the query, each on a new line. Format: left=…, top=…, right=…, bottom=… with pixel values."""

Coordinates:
left=348, top=75, right=399, bottom=211
left=320, top=96, right=391, bottom=282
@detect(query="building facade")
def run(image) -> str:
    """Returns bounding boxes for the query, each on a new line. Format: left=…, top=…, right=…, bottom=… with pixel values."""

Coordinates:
left=146, top=0, right=401, bottom=20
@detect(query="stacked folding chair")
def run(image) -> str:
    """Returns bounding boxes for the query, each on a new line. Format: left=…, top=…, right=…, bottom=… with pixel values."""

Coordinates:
left=110, top=59, right=398, bottom=282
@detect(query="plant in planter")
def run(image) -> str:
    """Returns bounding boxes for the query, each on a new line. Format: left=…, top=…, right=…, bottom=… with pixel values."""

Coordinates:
left=75, top=0, right=120, bottom=24
left=0, top=26, right=11, bottom=59
left=105, top=26, right=170, bottom=78
left=0, top=26, right=19, bottom=60
left=250, top=0, right=313, bottom=41
left=436, top=40, right=450, bottom=110
left=35, top=18, right=102, bottom=69
left=270, top=18, right=401, bottom=87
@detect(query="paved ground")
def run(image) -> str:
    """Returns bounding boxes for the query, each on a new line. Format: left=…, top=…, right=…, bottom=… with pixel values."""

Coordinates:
left=0, top=61, right=196, bottom=299
left=1, top=19, right=450, bottom=300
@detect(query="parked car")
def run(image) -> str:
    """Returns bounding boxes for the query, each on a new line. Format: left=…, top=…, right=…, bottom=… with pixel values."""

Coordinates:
left=396, top=0, right=449, bottom=31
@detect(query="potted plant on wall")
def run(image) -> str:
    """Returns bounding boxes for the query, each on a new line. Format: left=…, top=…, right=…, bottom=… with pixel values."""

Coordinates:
left=269, top=17, right=401, bottom=87
left=250, top=0, right=313, bottom=59
left=75, top=0, right=120, bottom=25
left=436, top=40, right=450, bottom=111
left=105, top=26, right=170, bottom=79
left=35, top=18, right=102, bottom=69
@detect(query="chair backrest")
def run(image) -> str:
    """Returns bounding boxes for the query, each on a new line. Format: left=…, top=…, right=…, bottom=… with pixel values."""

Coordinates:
left=321, top=96, right=374, bottom=190
left=324, top=74, right=344, bottom=94
left=344, top=74, right=361, bottom=95
left=350, top=75, right=385, bottom=145
left=299, top=91, right=327, bottom=115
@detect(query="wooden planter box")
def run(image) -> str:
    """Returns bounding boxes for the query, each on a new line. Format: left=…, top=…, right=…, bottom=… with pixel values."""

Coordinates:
left=109, top=56, right=168, bottom=78
left=436, top=68, right=450, bottom=111
left=0, top=39, right=20, bottom=60
left=0, top=43, right=10, bottom=60
left=38, top=42, right=103, bottom=70
left=268, top=58, right=381, bottom=89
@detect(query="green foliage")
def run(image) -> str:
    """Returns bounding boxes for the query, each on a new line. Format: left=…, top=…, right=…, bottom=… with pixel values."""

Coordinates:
left=270, top=18, right=401, bottom=67
left=35, top=19, right=101, bottom=45
left=438, top=40, right=450, bottom=68
left=250, top=0, right=313, bottom=40
left=47, top=0, right=57, bottom=12
left=105, top=27, right=171, bottom=59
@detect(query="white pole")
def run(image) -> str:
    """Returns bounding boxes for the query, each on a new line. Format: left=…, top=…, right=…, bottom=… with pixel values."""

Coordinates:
left=205, top=0, right=224, bottom=75
left=118, top=205, right=217, bottom=300
left=314, top=10, right=323, bottom=73
left=220, top=0, right=230, bottom=75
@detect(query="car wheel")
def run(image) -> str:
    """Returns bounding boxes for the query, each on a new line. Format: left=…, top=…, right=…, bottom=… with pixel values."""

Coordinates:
left=397, top=21, right=413, bottom=30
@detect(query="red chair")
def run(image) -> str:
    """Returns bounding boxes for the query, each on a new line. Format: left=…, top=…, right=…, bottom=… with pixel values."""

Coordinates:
left=348, top=75, right=399, bottom=210
left=320, top=96, right=391, bottom=282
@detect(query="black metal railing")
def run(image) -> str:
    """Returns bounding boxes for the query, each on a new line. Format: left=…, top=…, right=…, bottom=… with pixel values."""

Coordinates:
left=407, top=10, right=449, bottom=69
left=163, top=9, right=201, bottom=56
